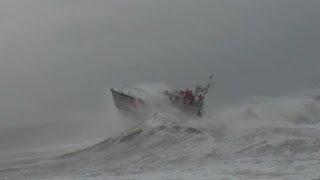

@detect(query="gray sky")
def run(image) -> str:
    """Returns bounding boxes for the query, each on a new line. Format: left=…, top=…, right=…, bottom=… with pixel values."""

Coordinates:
left=0, top=0, right=320, bottom=128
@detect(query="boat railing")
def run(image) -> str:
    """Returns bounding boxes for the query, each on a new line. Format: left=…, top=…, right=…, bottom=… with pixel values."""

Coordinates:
left=117, top=84, right=149, bottom=99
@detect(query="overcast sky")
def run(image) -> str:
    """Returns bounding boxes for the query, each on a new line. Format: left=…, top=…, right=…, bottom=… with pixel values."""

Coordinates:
left=0, top=0, right=319, bottom=128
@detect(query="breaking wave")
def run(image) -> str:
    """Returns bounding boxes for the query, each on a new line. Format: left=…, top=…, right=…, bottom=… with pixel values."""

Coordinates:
left=2, top=95, right=320, bottom=179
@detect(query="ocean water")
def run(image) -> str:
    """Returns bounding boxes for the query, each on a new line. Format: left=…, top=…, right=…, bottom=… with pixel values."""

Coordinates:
left=1, top=96, right=320, bottom=180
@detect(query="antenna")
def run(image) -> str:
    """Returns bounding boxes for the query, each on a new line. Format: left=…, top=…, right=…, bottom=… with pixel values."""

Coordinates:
left=203, top=74, right=214, bottom=95
left=208, top=74, right=214, bottom=87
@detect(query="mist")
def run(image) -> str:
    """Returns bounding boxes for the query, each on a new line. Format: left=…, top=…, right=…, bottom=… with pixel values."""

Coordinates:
left=0, top=0, right=319, bottom=152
